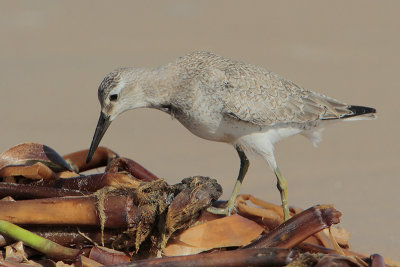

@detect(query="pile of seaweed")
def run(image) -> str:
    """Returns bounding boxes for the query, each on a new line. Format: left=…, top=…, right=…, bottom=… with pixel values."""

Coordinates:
left=0, top=143, right=397, bottom=267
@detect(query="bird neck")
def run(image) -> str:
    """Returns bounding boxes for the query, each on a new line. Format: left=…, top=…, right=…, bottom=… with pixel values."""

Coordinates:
left=137, top=64, right=179, bottom=109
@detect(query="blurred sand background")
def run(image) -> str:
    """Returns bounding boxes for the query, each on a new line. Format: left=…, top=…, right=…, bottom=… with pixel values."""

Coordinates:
left=1, top=1, right=399, bottom=259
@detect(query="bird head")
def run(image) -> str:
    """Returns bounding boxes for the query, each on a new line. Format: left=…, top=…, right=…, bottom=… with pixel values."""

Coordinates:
left=86, top=68, right=147, bottom=163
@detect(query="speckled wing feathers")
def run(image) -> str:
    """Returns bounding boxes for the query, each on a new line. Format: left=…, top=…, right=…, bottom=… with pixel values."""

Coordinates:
left=173, top=52, right=356, bottom=127
left=203, top=56, right=352, bottom=126
left=221, top=75, right=352, bottom=126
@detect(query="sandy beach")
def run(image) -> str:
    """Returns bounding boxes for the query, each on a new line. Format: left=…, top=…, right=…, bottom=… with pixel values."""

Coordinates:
left=1, top=1, right=399, bottom=260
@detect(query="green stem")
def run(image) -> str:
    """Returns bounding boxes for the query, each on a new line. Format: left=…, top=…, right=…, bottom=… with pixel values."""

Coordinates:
left=0, top=220, right=80, bottom=261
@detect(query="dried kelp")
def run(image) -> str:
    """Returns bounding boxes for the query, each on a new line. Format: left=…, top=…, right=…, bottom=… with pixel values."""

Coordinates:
left=0, top=143, right=397, bottom=267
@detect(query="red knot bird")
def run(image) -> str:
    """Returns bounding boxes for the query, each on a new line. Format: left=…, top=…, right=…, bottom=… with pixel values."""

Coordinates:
left=86, top=51, right=376, bottom=220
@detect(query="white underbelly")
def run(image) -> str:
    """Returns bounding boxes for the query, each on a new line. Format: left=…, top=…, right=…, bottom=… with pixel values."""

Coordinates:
left=176, top=111, right=305, bottom=145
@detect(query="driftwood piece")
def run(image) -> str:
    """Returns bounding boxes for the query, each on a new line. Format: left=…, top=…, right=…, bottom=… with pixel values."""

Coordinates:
left=0, top=182, right=87, bottom=199
left=0, top=176, right=223, bottom=257
left=63, top=147, right=118, bottom=173
left=298, top=242, right=367, bottom=258
left=313, top=255, right=369, bottom=267
left=113, top=248, right=296, bottom=267
left=37, top=172, right=142, bottom=192
left=26, top=226, right=120, bottom=247
left=0, top=195, right=139, bottom=228
left=89, top=246, right=130, bottom=265
left=236, top=195, right=349, bottom=250
left=244, top=205, right=341, bottom=249
left=370, top=254, right=385, bottom=267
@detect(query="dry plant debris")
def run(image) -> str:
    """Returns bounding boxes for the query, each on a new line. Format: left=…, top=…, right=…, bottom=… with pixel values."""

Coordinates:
left=0, top=142, right=397, bottom=267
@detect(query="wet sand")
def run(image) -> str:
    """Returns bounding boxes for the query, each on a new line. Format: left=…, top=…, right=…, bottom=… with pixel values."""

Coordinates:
left=1, top=1, right=399, bottom=259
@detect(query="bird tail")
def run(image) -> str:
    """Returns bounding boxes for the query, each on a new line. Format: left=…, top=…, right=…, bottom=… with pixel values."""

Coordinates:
left=320, top=102, right=377, bottom=121
left=339, top=105, right=377, bottom=121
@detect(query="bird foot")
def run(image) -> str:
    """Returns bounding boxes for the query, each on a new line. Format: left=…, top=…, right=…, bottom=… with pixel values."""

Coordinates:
left=206, top=204, right=237, bottom=216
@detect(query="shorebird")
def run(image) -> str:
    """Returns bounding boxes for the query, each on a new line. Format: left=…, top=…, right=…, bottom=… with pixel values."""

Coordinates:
left=86, top=51, right=376, bottom=220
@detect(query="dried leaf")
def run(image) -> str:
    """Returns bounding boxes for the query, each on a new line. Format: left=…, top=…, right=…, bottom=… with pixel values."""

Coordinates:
left=164, top=214, right=263, bottom=256
left=55, top=261, right=75, bottom=267
left=5, top=241, right=28, bottom=263
left=236, top=194, right=284, bottom=230
left=0, top=259, right=42, bottom=267
left=55, top=171, right=79, bottom=179
left=80, top=256, right=103, bottom=267
left=316, top=229, right=337, bottom=250
left=330, top=227, right=351, bottom=248
left=1, top=196, right=15, bottom=202
left=237, top=194, right=284, bottom=218
left=0, top=163, right=55, bottom=180
left=3, top=176, right=16, bottom=183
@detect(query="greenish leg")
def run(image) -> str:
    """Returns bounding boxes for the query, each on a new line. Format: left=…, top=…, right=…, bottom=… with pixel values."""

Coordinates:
left=275, top=166, right=291, bottom=221
left=207, top=146, right=249, bottom=216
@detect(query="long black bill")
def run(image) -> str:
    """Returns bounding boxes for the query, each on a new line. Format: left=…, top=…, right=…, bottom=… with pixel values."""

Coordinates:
left=86, top=112, right=112, bottom=163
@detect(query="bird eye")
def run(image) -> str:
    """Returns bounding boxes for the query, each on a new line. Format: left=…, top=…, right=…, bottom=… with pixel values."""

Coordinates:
left=109, top=94, right=118, bottom=102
